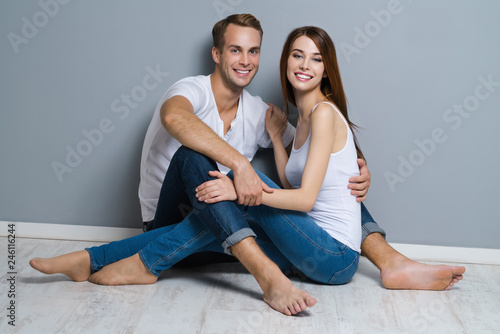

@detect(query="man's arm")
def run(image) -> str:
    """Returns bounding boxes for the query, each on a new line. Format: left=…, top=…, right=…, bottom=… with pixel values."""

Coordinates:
left=348, top=159, right=370, bottom=202
left=161, top=95, right=272, bottom=206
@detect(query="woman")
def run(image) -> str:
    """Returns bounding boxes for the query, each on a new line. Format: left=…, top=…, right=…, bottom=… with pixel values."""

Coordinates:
left=197, top=25, right=364, bottom=285
left=31, top=26, right=364, bottom=314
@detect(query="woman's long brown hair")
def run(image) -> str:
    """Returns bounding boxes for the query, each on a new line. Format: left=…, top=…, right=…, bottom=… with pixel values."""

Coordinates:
left=280, top=26, right=365, bottom=161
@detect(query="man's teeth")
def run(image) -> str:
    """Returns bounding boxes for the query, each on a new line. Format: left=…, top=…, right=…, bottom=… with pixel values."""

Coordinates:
left=296, top=73, right=312, bottom=79
left=235, top=70, right=250, bottom=74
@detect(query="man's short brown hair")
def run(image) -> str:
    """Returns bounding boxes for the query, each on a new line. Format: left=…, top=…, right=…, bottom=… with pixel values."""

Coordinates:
left=212, top=14, right=263, bottom=51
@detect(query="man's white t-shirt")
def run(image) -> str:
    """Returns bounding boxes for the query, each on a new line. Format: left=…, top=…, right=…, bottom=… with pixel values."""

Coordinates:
left=139, top=75, right=295, bottom=222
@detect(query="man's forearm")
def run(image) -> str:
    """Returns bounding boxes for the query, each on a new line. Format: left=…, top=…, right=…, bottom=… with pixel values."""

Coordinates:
left=163, top=108, right=249, bottom=172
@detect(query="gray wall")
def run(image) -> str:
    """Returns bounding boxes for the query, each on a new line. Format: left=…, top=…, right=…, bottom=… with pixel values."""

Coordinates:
left=1, top=0, right=499, bottom=249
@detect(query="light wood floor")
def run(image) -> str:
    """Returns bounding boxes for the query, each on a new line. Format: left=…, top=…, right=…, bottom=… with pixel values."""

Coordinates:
left=2, top=237, right=500, bottom=333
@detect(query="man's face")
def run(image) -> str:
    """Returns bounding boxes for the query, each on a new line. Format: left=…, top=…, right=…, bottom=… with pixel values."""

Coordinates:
left=214, top=24, right=261, bottom=91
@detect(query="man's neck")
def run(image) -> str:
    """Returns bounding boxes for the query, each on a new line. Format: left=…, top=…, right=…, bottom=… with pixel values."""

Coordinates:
left=210, top=72, right=242, bottom=114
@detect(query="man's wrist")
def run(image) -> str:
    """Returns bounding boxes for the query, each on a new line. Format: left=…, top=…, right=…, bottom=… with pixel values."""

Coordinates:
left=230, top=154, right=251, bottom=174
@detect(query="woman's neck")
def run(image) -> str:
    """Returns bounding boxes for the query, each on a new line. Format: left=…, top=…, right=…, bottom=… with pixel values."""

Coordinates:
left=295, top=89, right=326, bottom=123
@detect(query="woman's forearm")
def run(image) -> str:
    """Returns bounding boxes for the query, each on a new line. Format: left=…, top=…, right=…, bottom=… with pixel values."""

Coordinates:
left=261, top=187, right=316, bottom=212
left=271, top=137, right=292, bottom=189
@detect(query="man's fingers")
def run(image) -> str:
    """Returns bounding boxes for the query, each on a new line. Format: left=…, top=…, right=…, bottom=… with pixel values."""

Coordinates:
left=349, top=174, right=368, bottom=183
left=262, top=181, right=275, bottom=194
left=356, top=196, right=366, bottom=202
left=348, top=182, right=365, bottom=191
left=353, top=190, right=367, bottom=201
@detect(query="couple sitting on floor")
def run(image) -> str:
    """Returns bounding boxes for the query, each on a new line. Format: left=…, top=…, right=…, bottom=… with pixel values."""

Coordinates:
left=30, top=14, right=465, bottom=316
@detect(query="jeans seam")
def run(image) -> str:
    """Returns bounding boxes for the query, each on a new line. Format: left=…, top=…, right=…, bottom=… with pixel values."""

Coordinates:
left=328, top=252, right=359, bottom=284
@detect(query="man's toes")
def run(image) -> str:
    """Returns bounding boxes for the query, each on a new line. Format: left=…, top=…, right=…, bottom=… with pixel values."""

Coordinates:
left=298, top=299, right=307, bottom=311
left=284, top=307, right=292, bottom=316
left=306, top=296, right=317, bottom=307
left=292, top=301, right=302, bottom=314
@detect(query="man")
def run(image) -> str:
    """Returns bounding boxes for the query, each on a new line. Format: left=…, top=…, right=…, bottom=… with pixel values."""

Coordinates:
left=90, top=14, right=465, bottom=315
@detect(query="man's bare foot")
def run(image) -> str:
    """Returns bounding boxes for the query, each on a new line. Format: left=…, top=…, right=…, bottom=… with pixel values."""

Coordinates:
left=381, top=255, right=465, bottom=290
left=29, top=250, right=91, bottom=282
left=262, top=275, right=317, bottom=316
left=89, top=253, right=158, bottom=286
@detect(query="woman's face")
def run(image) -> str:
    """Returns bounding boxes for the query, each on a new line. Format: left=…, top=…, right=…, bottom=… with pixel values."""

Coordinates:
left=286, top=35, right=326, bottom=93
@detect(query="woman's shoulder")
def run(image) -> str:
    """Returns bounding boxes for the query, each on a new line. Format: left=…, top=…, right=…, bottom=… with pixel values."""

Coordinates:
left=311, top=101, right=343, bottom=122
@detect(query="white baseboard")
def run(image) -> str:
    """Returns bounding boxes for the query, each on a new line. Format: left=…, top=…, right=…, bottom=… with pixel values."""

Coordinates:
left=2, top=221, right=499, bottom=265
left=1, top=221, right=142, bottom=242
left=390, top=243, right=500, bottom=266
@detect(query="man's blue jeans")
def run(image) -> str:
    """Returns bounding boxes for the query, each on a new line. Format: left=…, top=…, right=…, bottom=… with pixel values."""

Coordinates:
left=87, top=147, right=380, bottom=284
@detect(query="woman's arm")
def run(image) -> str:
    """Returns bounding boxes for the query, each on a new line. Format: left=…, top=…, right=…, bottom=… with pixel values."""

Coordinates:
left=265, top=104, right=292, bottom=189
left=262, top=104, right=337, bottom=212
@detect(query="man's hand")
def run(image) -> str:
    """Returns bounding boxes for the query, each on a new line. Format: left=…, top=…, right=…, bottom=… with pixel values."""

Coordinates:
left=233, top=162, right=274, bottom=206
left=348, top=159, right=371, bottom=202
left=196, top=171, right=237, bottom=203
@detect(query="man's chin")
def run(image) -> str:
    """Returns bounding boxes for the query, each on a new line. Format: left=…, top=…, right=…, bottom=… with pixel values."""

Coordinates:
left=233, top=75, right=256, bottom=88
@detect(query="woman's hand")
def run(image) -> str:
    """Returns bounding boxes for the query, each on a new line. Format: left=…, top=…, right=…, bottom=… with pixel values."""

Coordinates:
left=265, top=103, right=288, bottom=141
left=195, top=171, right=237, bottom=203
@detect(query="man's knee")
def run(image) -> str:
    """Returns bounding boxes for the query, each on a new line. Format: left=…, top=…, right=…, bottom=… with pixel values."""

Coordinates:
left=173, top=146, right=199, bottom=161
left=255, top=170, right=279, bottom=189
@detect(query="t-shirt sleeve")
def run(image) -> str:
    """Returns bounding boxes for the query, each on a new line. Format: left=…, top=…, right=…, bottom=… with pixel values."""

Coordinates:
left=163, top=77, right=208, bottom=117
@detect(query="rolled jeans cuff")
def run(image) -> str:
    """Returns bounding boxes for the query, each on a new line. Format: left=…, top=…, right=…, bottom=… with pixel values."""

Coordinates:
left=221, top=228, right=257, bottom=255
left=362, top=222, right=386, bottom=244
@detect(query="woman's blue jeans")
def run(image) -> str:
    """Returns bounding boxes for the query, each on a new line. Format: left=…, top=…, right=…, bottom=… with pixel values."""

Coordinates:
left=87, top=147, right=361, bottom=284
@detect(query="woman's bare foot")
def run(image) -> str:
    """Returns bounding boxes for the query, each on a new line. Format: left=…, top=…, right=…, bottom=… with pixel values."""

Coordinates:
left=89, top=253, right=158, bottom=286
left=29, top=250, right=91, bottom=282
left=231, top=238, right=316, bottom=316
left=262, top=275, right=317, bottom=316
left=381, top=255, right=465, bottom=290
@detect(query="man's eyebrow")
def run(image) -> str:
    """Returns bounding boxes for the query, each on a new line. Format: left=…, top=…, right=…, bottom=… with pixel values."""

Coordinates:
left=227, top=44, right=261, bottom=50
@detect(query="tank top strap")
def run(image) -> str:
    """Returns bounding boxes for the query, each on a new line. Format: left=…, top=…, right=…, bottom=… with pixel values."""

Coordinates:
left=311, top=101, right=349, bottom=129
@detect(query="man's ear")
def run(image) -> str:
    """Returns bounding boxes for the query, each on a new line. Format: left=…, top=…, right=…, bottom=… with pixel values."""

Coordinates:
left=212, top=47, right=220, bottom=64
